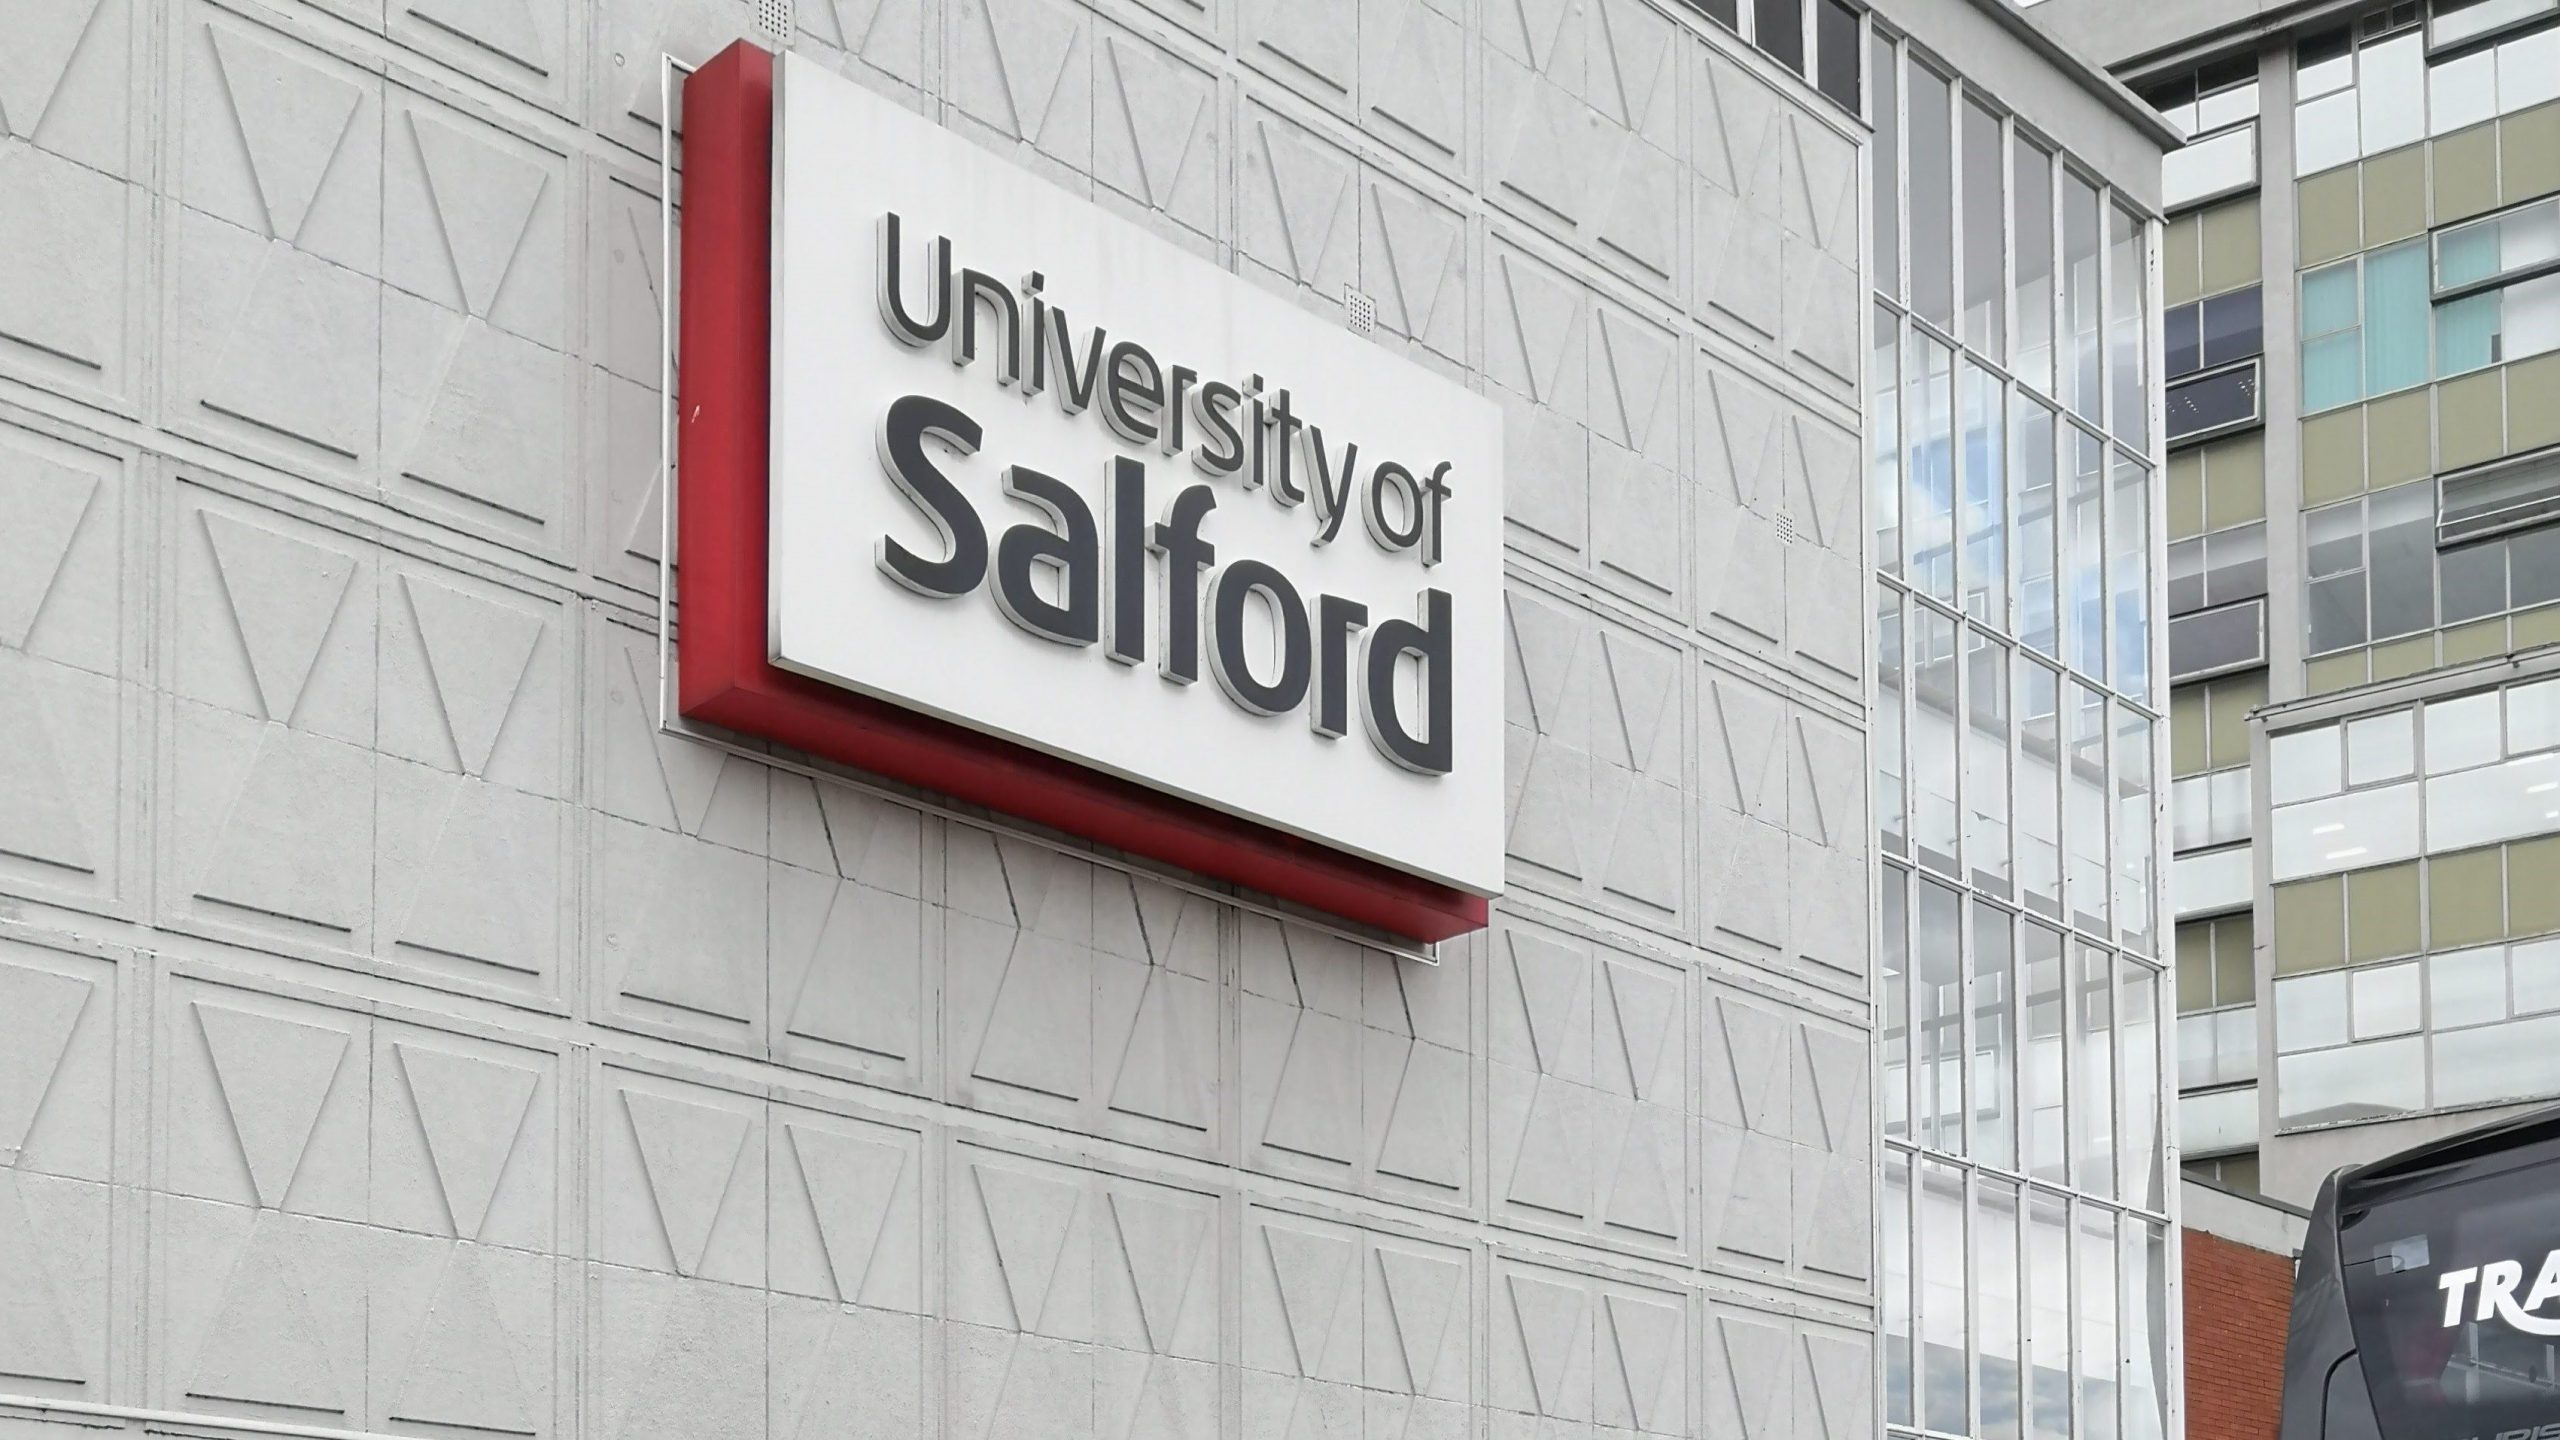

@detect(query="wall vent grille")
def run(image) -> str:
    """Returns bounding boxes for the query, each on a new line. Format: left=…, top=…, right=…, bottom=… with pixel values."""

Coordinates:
left=1343, top=286, right=1377, bottom=336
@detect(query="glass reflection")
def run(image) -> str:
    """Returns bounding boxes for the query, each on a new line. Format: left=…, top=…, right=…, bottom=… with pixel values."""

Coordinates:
left=1920, top=879, right=1967, bottom=1153
left=1975, top=900, right=2019, bottom=1170
left=1966, top=362, right=2009, bottom=629
left=1923, top=1159, right=1973, bottom=1435
left=2077, top=1205, right=2120, bottom=1440
left=2015, top=399, right=2061, bottom=659
left=1970, top=636, right=2015, bottom=896
left=1917, top=605, right=1964, bottom=874
left=2075, top=946, right=2116, bottom=1200
left=1981, top=1176, right=2026, bottom=1440
left=2026, top=1187, right=2075, bottom=1440
left=2026, top=923, right=2071, bottom=1184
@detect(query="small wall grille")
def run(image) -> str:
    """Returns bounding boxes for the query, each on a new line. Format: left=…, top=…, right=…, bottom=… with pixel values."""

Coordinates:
left=1343, top=285, right=1377, bottom=336
left=756, top=0, right=793, bottom=42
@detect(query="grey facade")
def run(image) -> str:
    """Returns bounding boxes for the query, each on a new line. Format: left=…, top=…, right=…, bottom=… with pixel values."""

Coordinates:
left=2031, top=0, right=2560, bottom=1208
left=0, top=1, right=2160, bottom=1438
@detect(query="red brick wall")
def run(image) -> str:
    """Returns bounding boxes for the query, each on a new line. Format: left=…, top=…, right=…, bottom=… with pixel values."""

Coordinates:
left=2185, top=1227, right=2298, bottom=1440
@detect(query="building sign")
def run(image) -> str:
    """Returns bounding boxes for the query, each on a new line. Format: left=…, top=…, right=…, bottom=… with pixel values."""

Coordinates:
left=675, top=45, right=1503, bottom=941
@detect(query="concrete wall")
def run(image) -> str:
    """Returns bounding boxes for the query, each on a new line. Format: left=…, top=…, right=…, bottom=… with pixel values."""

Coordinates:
left=0, top=0, right=1894, bottom=1437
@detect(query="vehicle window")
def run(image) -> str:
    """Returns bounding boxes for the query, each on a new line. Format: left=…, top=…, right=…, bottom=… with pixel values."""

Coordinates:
left=2339, top=1153, right=2560, bottom=1440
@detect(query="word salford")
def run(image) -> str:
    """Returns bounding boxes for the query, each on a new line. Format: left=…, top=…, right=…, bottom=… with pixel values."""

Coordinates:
left=866, top=212, right=1464, bottom=776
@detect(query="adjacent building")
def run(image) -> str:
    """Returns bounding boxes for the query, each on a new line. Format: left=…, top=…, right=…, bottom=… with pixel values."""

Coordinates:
left=2178, top=1177, right=2307, bottom=1440
left=2032, top=0, right=2560, bottom=1207
left=0, top=1, right=2168, bottom=1439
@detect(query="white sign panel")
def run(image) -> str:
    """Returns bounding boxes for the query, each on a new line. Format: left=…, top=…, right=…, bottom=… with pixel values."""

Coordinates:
left=768, top=53, right=1506, bottom=895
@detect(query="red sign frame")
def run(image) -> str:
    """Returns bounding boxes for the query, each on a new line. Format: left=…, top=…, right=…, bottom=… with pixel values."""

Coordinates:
left=674, top=42, right=1488, bottom=943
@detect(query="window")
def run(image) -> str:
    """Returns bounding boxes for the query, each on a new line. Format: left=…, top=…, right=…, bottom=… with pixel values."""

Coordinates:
left=2295, top=15, right=2426, bottom=175
left=2172, top=751, right=2252, bottom=851
left=2015, top=137, right=2056, bottom=394
left=2302, top=260, right=2364, bottom=413
left=2165, top=283, right=2263, bottom=446
left=2179, top=914, right=2257, bottom=1013
left=2365, top=242, right=2431, bottom=395
left=2271, top=780, right=2423, bottom=879
left=2015, top=399, right=2060, bottom=659
left=2065, top=428, right=2106, bottom=683
left=1754, top=0, right=1805, bottom=73
left=2112, top=452, right=2153, bottom=703
left=2168, top=598, right=2267, bottom=681
left=2295, top=241, right=2440, bottom=413
left=2063, top=174, right=2103, bottom=423
left=2305, top=481, right=2439, bottom=653
left=1964, top=100, right=2007, bottom=362
left=2109, top=205, right=2150, bottom=448
left=2166, top=364, right=2262, bottom=445
left=2260, top=684, right=2560, bottom=883
left=2147, top=55, right=2262, bottom=211
left=1873, top=31, right=1898, bottom=300
left=2173, top=843, right=2253, bottom=917
left=1876, top=308, right=1903, bottom=577
left=2165, top=286, right=2264, bottom=381
left=2435, top=198, right=2560, bottom=374
left=2434, top=0, right=2560, bottom=50
left=2168, top=521, right=2269, bottom=618
left=2427, top=3, right=2560, bottom=134
left=1912, top=331, right=1957, bottom=606
left=1815, top=0, right=1861, bottom=111
left=1915, top=605, right=1962, bottom=874
left=2171, top=671, right=2265, bottom=852
left=1965, top=362, right=2008, bottom=628
left=2299, top=4, right=2560, bottom=173
left=2116, top=704, right=2157, bottom=952
left=2439, top=445, right=2560, bottom=545
left=1911, top=65, right=1955, bottom=335
left=2308, top=471, right=2560, bottom=651
left=2176, top=914, right=2258, bottom=1091
left=1970, top=636, right=2014, bottom=896
left=1881, top=587, right=1908, bottom=853
left=1694, top=0, right=1740, bottom=29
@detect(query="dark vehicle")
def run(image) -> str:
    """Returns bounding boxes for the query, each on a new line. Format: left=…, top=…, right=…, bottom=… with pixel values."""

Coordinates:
left=2282, top=1107, right=2560, bottom=1440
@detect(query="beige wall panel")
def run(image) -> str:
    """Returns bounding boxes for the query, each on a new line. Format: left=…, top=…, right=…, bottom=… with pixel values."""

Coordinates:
left=2440, top=372, right=2508, bottom=471
left=2275, top=875, right=2346, bottom=973
left=2507, top=353, right=2560, bottom=454
left=2433, top=846, right=2509, bottom=948
left=2302, top=408, right=2368, bottom=506
left=2309, top=651, right=2371, bottom=694
left=2361, top=146, right=2427, bottom=246
left=2504, top=102, right=2560, bottom=204
left=2299, top=167, right=2364, bottom=267
left=2206, top=432, right=2269, bottom=528
left=2366, top=390, right=2433, bottom=490
left=2434, top=123, right=2502, bottom=223
left=2347, top=862, right=2422, bottom=963
left=2200, top=194, right=2263, bottom=292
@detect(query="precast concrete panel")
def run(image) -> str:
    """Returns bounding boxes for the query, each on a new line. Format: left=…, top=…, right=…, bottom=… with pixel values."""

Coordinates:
left=0, top=0, right=1985, bottom=1434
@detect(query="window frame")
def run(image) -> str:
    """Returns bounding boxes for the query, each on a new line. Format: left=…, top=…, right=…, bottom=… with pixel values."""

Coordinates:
left=2430, top=194, right=2560, bottom=306
left=2167, top=597, right=2270, bottom=683
left=2437, top=443, right=2560, bottom=547
left=2165, top=357, right=2265, bottom=448
left=2427, top=0, right=2560, bottom=58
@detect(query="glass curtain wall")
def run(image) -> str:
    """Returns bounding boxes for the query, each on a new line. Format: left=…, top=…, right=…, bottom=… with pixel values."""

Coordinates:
left=1873, top=29, right=2174, bottom=1440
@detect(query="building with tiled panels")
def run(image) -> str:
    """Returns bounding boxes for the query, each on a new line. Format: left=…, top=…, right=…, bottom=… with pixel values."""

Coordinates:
left=2032, top=0, right=2560, bottom=1207
left=0, top=1, right=2167, bottom=1438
